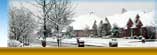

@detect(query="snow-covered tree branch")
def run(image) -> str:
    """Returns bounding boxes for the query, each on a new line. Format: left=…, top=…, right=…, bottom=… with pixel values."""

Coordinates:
left=9, top=7, right=36, bottom=45
left=34, top=0, right=74, bottom=39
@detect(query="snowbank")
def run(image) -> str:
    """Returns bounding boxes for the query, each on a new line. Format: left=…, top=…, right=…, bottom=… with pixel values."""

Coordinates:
left=8, top=40, right=22, bottom=47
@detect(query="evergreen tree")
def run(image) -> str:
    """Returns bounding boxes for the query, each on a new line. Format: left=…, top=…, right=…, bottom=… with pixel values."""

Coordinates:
left=98, top=20, right=103, bottom=37
left=111, top=24, right=120, bottom=38
left=105, top=17, right=111, bottom=35
left=92, top=20, right=98, bottom=37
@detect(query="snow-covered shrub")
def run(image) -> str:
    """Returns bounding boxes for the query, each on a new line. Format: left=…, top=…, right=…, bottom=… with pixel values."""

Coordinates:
left=8, top=40, right=22, bottom=47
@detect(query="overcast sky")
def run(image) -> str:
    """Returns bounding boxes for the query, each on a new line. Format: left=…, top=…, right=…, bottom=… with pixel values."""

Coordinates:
left=11, top=0, right=155, bottom=17
left=72, top=0, right=155, bottom=17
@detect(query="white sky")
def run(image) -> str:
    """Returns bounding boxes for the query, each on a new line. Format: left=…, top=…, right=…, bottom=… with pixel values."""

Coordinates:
left=10, top=0, right=155, bottom=17
left=74, top=2, right=155, bottom=17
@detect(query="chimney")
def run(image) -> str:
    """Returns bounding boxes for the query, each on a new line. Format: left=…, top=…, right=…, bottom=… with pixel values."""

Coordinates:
left=121, top=8, right=127, bottom=14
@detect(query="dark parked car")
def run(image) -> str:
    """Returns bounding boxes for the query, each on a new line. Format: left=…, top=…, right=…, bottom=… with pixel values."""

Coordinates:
left=109, top=39, right=118, bottom=47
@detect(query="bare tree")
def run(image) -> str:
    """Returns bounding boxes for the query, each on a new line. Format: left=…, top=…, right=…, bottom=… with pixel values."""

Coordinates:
left=84, top=25, right=90, bottom=37
left=34, top=0, right=74, bottom=47
left=34, top=0, right=54, bottom=41
left=65, top=26, right=74, bottom=38
left=35, top=0, right=73, bottom=37
left=9, top=7, right=36, bottom=46
left=48, top=0, right=74, bottom=37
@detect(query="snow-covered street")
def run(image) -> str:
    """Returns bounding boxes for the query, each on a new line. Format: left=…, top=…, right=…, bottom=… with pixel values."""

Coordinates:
left=35, top=37, right=157, bottom=47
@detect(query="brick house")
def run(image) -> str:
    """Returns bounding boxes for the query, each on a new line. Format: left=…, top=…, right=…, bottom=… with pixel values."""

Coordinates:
left=119, top=14, right=156, bottom=39
left=70, top=11, right=156, bottom=39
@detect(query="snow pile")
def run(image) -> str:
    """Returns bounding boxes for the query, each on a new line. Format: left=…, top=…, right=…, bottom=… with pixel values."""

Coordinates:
left=8, top=40, right=22, bottom=47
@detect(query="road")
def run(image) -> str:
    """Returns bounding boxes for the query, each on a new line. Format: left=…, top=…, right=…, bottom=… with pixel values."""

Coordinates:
left=24, top=38, right=107, bottom=47
left=26, top=38, right=95, bottom=47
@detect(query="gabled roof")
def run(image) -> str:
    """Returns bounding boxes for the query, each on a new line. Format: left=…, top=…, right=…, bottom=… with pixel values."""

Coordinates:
left=107, top=10, right=155, bottom=28
left=70, top=10, right=155, bottom=30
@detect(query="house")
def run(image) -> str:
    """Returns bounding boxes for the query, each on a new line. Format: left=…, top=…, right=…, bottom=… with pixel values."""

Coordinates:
left=121, top=14, right=152, bottom=38
left=107, top=11, right=156, bottom=39
left=70, top=13, right=111, bottom=37
left=70, top=10, right=156, bottom=39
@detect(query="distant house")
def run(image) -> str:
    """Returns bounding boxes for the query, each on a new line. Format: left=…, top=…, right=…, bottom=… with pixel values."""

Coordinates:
left=120, top=14, right=156, bottom=39
left=70, top=14, right=111, bottom=37
left=107, top=12, right=156, bottom=39
left=70, top=11, right=156, bottom=39
left=74, top=30, right=94, bottom=37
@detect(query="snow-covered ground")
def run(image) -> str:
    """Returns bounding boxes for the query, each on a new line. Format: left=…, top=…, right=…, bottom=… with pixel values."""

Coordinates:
left=24, top=44, right=54, bottom=47
left=38, top=37, right=157, bottom=47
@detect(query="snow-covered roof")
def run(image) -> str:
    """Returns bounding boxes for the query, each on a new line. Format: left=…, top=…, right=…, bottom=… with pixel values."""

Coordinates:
left=107, top=10, right=155, bottom=28
left=70, top=14, right=105, bottom=30
left=70, top=10, right=155, bottom=30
